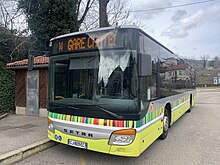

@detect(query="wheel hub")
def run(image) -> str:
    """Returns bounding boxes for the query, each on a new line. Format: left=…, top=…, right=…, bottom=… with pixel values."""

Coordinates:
left=163, top=116, right=169, bottom=131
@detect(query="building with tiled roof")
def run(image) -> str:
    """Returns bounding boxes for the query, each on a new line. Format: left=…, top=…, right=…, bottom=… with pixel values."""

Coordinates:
left=164, top=63, right=191, bottom=84
left=165, top=63, right=189, bottom=72
left=6, top=56, right=49, bottom=69
left=6, top=56, right=49, bottom=117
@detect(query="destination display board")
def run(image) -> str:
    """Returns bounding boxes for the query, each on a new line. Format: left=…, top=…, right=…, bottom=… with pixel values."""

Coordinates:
left=50, top=29, right=127, bottom=55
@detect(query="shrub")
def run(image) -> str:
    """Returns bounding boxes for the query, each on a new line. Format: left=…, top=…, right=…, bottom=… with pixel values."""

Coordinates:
left=0, top=68, right=15, bottom=114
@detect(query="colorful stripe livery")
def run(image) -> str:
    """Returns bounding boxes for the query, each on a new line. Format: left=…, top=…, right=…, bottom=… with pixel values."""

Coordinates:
left=48, top=96, right=189, bottom=128
left=48, top=106, right=164, bottom=129
left=172, top=96, right=189, bottom=108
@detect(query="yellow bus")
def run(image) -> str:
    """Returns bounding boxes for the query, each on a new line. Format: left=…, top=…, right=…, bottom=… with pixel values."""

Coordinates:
left=47, top=26, right=196, bottom=157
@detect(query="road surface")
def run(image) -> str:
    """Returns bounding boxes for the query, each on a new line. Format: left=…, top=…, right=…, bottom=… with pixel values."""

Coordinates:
left=16, top=88, right=220, bottom=165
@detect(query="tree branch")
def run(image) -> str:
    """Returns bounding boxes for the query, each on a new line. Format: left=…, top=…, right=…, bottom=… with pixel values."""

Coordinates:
left=78, top=0, right=93, bottom=25
left=76, top=0, right=82, bottom=17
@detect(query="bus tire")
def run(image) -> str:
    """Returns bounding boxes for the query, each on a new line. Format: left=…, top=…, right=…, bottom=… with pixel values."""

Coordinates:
left=159, top=109, right=169, bottom=140
left=187, top=94, right=193, bottom=113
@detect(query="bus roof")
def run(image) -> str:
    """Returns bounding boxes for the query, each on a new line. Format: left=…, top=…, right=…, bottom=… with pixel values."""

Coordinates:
left=50, top=25, right=174, bottom=56
left=50, top=25, right=139, bottom=41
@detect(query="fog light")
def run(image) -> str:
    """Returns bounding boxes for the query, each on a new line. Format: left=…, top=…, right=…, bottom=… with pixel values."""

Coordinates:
left=109, top=129, right=136, bottom=146
left=48, top=123, right=55, bottom=133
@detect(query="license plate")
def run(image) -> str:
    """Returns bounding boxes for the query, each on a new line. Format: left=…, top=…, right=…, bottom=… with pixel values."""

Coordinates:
left=68, top=139, right=87, bottom=149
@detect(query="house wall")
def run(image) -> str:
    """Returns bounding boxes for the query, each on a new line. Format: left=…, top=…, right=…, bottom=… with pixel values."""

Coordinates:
left=26, top=70, right=39, bottom=115
left=39, top=69, right=48, bottom=108
left=39, top=69, right=48, bottom=117
left=14, top=68, right=48, bottom=117
left=15, top=70, right=26, bottom=106
left=15, top=70, right=26, bottom=115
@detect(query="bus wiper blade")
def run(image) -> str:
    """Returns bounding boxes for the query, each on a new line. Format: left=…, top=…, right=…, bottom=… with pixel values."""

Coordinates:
left=96, top=105, right=123, bottom=119
left=50, top=103, right=123, bottom=119
left=50, top=103, right=80, bottom=110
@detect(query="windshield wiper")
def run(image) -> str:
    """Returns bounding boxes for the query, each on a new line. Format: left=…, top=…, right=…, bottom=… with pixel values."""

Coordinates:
left=71, top=104, right=123, bottom=119
left=50, top=102, right=123, bottom=119
left=50, top=103, right=80, bottom=110
left=95, top=104, right=123, bottom=119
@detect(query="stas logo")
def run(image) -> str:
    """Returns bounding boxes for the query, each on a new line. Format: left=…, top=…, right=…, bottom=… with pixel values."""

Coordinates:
left=54, top=135, right=62, bottom=141
left=64, top=128, right=94, bottom=138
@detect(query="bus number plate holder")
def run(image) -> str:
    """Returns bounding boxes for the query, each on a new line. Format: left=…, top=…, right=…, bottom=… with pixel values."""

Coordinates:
left=68, top=139, right=87, bottom=149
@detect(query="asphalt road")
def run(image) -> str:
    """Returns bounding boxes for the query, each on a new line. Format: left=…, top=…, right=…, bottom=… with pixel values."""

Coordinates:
left=15, top=88, right=220, bottom=165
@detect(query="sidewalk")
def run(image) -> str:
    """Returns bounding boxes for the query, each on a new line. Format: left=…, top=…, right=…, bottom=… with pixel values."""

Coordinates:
left=0, top=114, right=56, bottom=164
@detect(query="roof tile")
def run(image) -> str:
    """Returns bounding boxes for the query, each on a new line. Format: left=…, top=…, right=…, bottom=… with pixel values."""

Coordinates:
left=6, top=56, right=49, bottom=67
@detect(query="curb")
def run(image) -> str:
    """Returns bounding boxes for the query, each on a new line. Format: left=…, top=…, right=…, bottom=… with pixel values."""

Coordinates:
left=0, top=139, right=57, bottom=165
left=0, top=113, right=8, bottom=120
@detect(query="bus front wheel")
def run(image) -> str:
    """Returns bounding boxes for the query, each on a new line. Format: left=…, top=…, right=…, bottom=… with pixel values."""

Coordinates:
left=160, top=110, right=169, bottom=140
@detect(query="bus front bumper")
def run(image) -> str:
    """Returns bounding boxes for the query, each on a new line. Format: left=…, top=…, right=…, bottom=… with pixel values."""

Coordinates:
left=48, top=129, right=140, bottom=157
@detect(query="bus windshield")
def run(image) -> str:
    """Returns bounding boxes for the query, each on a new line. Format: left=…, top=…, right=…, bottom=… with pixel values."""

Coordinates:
left=49, top=49, right=139, bottom=119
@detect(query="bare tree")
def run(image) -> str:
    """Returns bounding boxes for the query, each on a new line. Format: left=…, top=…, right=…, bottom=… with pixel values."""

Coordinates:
left=81, top=0, right=131, bottom=30
left=107, top=0, right=130, bottom=26
left=0, top=0, right=25, bottom=32
left=0, top=0, right=34, bottom=62
left=213, top=56, right=220, bottom=70
left=201, top=54, right=209, bottom=69
left=77, top=0, right=96, bottom=29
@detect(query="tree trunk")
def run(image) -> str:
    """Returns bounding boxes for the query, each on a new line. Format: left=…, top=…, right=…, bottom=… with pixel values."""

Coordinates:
left=99, top=0, right=110, bottom=27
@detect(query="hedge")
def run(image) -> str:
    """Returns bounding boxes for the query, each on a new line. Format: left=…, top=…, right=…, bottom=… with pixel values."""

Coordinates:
left=0, top=69, right=15, bottom=114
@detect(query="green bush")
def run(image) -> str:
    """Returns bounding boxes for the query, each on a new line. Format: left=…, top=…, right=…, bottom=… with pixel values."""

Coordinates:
left=0, top=69, right=15, bottom=114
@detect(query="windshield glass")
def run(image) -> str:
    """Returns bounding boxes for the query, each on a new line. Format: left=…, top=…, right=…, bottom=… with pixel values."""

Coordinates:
left=49, top=49, right=138, bottom=119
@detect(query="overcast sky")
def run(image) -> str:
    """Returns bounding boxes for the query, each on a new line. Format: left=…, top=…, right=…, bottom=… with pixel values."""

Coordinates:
left=129, top=0, right=220, bottom=60
left=3, top=0, right=219, bottom=60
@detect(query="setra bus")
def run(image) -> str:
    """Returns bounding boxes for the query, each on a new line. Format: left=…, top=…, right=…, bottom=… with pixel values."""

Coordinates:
left=47, top=26, right=196, bottom=157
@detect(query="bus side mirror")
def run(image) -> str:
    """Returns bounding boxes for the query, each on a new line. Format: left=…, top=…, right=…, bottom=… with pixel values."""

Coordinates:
left=138, top=54, right=152, bottom=77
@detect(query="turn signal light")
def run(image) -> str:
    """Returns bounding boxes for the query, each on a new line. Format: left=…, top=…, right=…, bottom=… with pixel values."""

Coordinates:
left=112, top=129, right=136, bottom=135
left=48, top=117, right=53, bottom=123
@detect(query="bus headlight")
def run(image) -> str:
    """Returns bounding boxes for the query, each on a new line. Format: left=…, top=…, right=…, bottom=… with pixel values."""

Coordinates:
left=48, top=118, right=55, bottom=133
left=109, top=129, right=136, bottom=145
